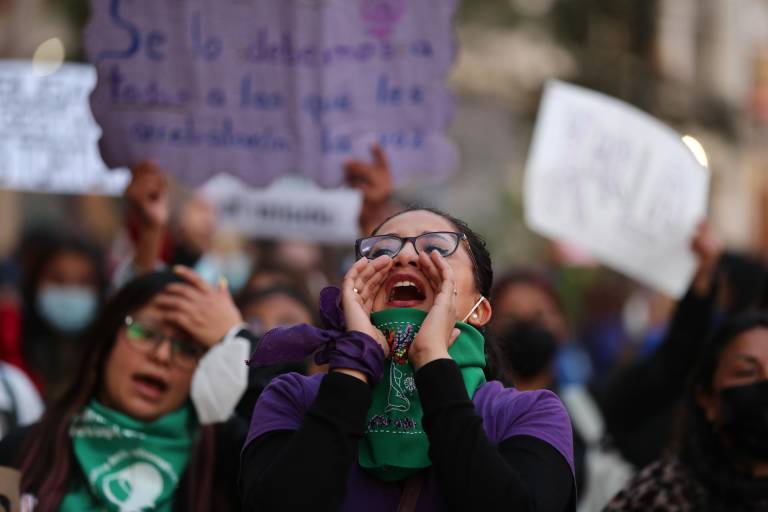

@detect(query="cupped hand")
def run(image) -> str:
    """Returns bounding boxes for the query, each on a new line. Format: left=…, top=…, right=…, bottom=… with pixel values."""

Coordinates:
left=154, top=266, right=243, bottom=348
left=341, top=255, right=393, bottom=356
left=409, top=251, right=461, bottom=370
left=126, top=161, right=169, bottom=229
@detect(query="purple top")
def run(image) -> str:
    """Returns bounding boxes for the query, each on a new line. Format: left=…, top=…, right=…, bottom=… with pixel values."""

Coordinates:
left=246, top=372, right=574, bottom=511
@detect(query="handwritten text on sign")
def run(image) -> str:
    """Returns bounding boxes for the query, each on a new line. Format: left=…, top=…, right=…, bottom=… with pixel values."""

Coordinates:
left=0, top=61, right=129, bottom=195
left=524, top=81, right=710, bottom=298
left=202, top=175, right=362, bottom=243
left=85, top=0, right=459, bottom=188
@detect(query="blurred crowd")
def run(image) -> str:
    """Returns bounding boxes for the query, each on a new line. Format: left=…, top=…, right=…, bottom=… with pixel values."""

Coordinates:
left=0, top=144, right=766, bottom=512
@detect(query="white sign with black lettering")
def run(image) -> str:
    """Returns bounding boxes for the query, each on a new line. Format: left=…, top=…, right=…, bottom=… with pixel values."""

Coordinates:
left=524, top=81, right=710, bottom=298
left=202, top=175, right=362, bottom=244
left=0, top=60, right=129, bottom=195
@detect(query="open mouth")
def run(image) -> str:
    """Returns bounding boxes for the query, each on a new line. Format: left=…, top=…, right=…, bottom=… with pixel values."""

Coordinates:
left=132, top=373, right=169, bottom=400
left=387, top=275, right=427, bottom=306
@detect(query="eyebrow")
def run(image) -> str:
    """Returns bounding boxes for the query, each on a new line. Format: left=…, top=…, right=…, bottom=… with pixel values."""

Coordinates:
left=732, top=354, right=761, bottom=365
left=380, top=231, right=448, bottom=237
left=131, top=315, right=161, bottom=324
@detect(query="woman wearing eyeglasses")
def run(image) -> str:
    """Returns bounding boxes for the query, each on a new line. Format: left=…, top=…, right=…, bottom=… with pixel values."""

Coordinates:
left=241, top=207, right=576, bottom=511
left=0, top=269, right=249, bottom=512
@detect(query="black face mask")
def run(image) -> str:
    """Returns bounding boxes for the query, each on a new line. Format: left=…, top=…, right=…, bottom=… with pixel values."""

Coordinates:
left=171, top=244, right=202, bottom=268
left=496, top=320, right=558, bottom=380
left=720, top=380, right=768, bottom=459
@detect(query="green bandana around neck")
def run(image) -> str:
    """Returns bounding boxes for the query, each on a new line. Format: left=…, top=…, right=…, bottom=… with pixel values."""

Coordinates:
left=61, top=400, right=197, bottom=512
left=359, top=308, right=486, bottom=481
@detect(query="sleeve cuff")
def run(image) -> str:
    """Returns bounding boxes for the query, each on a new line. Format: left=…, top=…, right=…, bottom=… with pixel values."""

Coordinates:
left=311, top=371, right=373, bottom=436
left=415, top=358, right=470, bottom=415
left=220, top=322, right=251, bottom=346
left=191, top=329, right=251, bottom=424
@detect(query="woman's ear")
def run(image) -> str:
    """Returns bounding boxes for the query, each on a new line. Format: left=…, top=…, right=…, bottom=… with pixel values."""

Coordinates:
left=468, top=297, right=492, bottom=328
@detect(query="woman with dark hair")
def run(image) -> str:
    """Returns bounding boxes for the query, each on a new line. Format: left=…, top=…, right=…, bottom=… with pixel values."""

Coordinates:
left=238, top=284, right=317, bottom=337
left=19, top=229, right=110, bottom=402
left=0, top=269, right=248, bottom=511
left=241, top=207, right=576, bottom=511
left=605, top=312, right=768, bottom=511
left=234, top=284, right=318, bottom=420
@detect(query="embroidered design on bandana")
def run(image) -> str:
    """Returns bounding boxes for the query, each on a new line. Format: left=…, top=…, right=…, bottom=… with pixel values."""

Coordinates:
left=379, top=320, right=420, bottom=419
left=387, top=323, right=414, bottom=365
left=361, top=307, right=487, bottom=481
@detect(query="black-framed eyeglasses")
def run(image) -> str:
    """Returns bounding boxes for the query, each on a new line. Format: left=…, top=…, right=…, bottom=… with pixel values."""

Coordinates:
left=355, top=231, right=470, bottom=261
left=123, top=316, right=205, bottom=369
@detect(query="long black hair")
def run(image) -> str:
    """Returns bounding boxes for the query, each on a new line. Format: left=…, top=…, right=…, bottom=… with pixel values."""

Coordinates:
left=19, top=271, right=232, bottom=512
left=677, top=312, right=768, bottom=510
left=19, top=228, right=110, bottom=334
left=18, top=229, right=110, bottom=395
left=371, top=206, right=493, bottom=299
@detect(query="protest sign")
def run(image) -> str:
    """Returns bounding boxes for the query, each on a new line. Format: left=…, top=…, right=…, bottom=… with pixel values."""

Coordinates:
left=202, top=174, right=362, bottom=243
left=85, top=0, right=459, bottom=188
left=524, top=81, right=710, bottom=298
left=0, top=60, right=130, bottom=195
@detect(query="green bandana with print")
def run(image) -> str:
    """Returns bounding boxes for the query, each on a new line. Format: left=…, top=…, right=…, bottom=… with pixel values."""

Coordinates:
left=359, top=308, right=486, bottom=481
left=61, top=400, right=197, bottom=512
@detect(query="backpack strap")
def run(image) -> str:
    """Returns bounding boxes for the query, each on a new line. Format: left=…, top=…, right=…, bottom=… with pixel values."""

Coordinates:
left=396, top=473, right=425, bottom=512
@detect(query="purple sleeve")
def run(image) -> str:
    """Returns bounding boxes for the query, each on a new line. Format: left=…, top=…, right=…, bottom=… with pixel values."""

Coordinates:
left=475, top=382, right=575, bottom=473
left=245, top=372, right=322, bottom=446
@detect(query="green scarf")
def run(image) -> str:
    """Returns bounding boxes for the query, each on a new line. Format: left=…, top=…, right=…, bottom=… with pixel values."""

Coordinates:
left=359, top=308, right=486, bottom=481
left=61, top=400, right=197, bottom=512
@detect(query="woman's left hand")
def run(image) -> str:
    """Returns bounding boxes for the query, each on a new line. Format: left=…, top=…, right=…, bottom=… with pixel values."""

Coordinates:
left=409, top=251, right=461, bottom=370
left=155, top=266, right=244, bottom=348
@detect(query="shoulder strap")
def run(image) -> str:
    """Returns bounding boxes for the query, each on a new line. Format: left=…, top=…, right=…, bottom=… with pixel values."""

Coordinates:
left=396, top=473, right=424, bottom=512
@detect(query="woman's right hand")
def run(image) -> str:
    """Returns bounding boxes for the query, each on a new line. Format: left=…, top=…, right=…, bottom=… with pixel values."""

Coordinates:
left=341, top=255, right=392, bottom=357
left=125, top=161, right=169, bottom=229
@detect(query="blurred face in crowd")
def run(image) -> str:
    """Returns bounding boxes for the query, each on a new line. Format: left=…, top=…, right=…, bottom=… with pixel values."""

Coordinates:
left=492, top=283, right=567, bottom=340
left=100, top=300, right=204, bottom=422
left=243, top=293, right=313, bottom=335
left=245, top=270, right=295, bottom=294
left=369, top=210, right=490, bottom=325
left=35, top=249, right=100, bottom=333
left=698, top=327, right=768, bottom=425
left=37, top=249, right=98, bottom=291
left=274, top=240, right=323, bottom=273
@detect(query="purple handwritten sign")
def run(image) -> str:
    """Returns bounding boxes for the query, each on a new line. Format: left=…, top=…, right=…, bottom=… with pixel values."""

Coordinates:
left=84, top=0, right=459, bottom=188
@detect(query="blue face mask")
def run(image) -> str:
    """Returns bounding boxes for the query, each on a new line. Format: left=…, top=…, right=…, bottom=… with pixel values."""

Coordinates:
left=37, top=285, right=98, bottom=333
left=215, top=252, right=253, bottom=294
left=194, top=252, right=253, bottom=294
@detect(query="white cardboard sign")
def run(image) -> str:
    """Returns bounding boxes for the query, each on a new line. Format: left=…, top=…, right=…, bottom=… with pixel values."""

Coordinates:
left=0, top=60, right=130, bottom=195
left=202, top=174, right=362, bottom=244
left=524, top=81, right=710, bottom=298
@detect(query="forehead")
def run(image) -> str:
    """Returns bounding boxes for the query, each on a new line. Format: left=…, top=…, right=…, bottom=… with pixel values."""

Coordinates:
left=246, top=294, right=309, bottom=316
left=131, top=301, right=187, bottom=335
left=719, top=327, right=768, bottom=366
left=43, top=250, right=93, bottom=273
left=375, top=210, right=456, bottom=236
left=498, top=283, right=558, bottom=311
